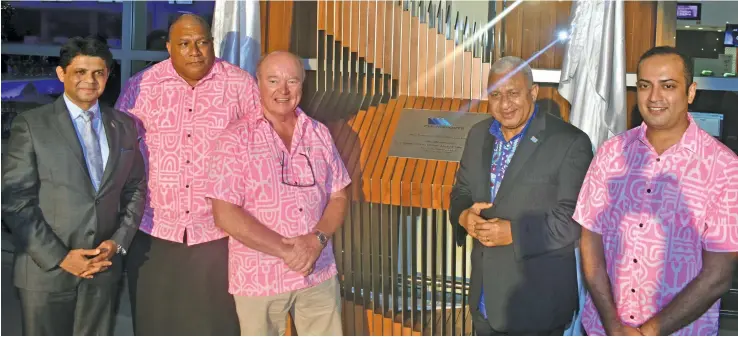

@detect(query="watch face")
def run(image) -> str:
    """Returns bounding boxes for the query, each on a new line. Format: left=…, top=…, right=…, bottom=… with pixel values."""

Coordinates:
left=317, top=232, right=328, bottom=245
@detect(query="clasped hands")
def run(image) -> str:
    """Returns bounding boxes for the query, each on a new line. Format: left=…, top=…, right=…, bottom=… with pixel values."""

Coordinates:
left=460, top=202, right=513, bottom=247
left=59, top=240, right=117, bottom=279
left=280, top=233, right=325, bottom=277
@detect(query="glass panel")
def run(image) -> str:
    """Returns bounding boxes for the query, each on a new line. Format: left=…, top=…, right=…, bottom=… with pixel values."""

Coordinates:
left=132, top=0, right=216, bottom=51
left=131, top=60, right=163, bottom=77
left=1, top=55, right=122, bottom=132
left=1, top=1, right=123, bottom=48
left=675, top=1, right=738, bottom=77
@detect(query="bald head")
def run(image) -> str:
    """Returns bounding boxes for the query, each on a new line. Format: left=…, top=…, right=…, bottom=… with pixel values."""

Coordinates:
left=167, top=14, right=212, bottom=42
left=256, top=51, right=305, bottom=82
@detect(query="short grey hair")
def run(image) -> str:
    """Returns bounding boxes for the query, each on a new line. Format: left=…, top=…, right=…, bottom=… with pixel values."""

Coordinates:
left=488, top=56, right=534, bottom=88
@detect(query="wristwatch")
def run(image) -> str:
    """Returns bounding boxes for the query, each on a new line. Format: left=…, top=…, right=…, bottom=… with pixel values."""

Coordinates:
left=116, top=244, right=126, bottom=255
left=315, top=231, right=328, bottom=247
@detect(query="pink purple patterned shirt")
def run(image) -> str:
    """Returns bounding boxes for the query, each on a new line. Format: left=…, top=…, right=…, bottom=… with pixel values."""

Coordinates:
left=573, top=117, right=738, bottom=336
left=114, top=58, right=261, bottom=245
left=205, top=107, right=351, bottom=296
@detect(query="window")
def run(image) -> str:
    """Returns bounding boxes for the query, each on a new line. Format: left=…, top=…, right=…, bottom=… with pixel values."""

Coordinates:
left=132, top=0, right=215, bottom=50
left=2, top=1, right=123, bottom=47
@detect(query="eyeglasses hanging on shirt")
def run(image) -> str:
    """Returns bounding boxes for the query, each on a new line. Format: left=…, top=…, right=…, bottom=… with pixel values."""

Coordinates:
left=279, top=152, right=316, bottom=187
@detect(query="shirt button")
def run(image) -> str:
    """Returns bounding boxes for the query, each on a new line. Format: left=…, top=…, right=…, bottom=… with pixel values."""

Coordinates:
left=187, top=134, right=191, bottom=138
left=646, top=189, right=651, bottom=193
left=299, top=208, right=303, bottom=212
left=186, top=160, right=190, bottom=164
left=191, top=87, right=195, bottom=90
left=631, top=288, right=636, bottom=293
left=185, top=210, right=190, bottom=214
left=633, top=259, right=638, bottom=263
left=639, top=223, right=643, bottom=228
left=86, top=230, right=95, bottom=236
left=186, top=185, right=190, bottom=188
left=656, top=158, right=661, bottom=162
left=630, top=315, right=635, bottom=320
left=188, top=108, right=192, bottom=112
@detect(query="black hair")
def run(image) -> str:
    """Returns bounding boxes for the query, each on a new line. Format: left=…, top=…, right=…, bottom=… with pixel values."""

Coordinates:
left=167, top=13, right=212, bottom=42
left=59, top=36, right=114, bottom=71
left=637, top=46, right=694, bottom=91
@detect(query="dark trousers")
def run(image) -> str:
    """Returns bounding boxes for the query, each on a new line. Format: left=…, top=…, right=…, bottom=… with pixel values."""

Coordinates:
left=18, top=281, right=117, bottom=336
left=125, top=230, right=239, bottom=335
left=472, top=309, right=568, bottom=336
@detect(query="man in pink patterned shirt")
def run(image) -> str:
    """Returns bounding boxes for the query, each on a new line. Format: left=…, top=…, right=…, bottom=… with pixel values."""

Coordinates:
left=575, top=46, right=738, bottom=336
left=206, top=51, right=350, bottom=336
left=114, top=15, right=259, bottom=335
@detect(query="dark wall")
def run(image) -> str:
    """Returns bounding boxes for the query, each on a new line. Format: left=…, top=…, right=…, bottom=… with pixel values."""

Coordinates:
left=676, top=30, right=727, bottom=60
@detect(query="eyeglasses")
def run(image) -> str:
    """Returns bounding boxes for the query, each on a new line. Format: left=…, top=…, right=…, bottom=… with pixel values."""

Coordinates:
left=280, top=152, right=316, bottom=187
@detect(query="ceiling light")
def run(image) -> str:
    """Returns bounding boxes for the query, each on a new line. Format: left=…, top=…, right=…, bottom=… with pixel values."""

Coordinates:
left=718, top=30, right=723, bottom=32
left=685, top=25, right=691, bottom=28
left=701, top=48, right=704, bottom=50
left=698, top=27, right=704, bottom=30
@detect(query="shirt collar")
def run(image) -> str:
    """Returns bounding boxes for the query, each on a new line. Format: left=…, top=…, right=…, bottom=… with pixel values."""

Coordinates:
left=249, top=105, right=310, bottom=129
left=489, top=104, right=538, bottom=143
left=630, top=113, right=701, bottom=154
left=63, top=94, right=100, bottom=120
left=156, top=58, right=225, bottom=85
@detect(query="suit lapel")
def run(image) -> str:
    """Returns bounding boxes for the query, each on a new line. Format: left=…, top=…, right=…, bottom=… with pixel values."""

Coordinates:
left=99, top=106, right=120, bottom=192
left=480, top=130, right=495, bottom=201
left=52, top=98, right=92, bottom=183
left=493, top=112, right=546, bottom=204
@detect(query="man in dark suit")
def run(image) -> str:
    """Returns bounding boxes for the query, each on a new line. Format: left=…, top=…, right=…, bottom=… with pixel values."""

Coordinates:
left=450, top=56, right=594, bottom=335
left=2, top=37, right=146, bottom=335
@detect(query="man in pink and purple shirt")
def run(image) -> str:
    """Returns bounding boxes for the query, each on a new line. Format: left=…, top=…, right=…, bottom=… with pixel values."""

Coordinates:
left=114, top=15, right=259, bottom=335
left=206, top=51, right=350, bottom=336
left=575, top=46, right=738, bottom=336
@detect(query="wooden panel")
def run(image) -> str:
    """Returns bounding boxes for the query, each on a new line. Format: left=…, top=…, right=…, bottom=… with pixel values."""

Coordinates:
left=435, top=34, right=446, bottom=98
left=399, top=10, right=412, bottom=95
left=260, top=1, right=268, bottom=55
left=392, top=5, right=403, bottom=79
left=342, top=0, right=350, bottom=43
left=471, top=57, right=482, bottom=100
left=318, top=0, right=326, bottom=31
left=266, top=1, right=294, bottom=53
left=417, top=21, right=429, bottom=97
left=444, top=40, right=455, bottom=98
left=656, top=1, right=677, bottom=47
left=625, top=1, right=657, bottom=72
left=374, top=0, right=386, bottom=69
left=462, top=51, right=473, bottom=99
left=409, top=16, right=420, bottom=96
left=351, top=0, right=360, bottom=54
left=366, top=0, right=376, bottom=63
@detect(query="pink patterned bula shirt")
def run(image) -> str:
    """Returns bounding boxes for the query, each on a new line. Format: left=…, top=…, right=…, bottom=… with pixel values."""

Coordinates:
left=573, top=117, right=738, bottom=336
left=205, top=108, right=351, bottom=296
left=115, top=58, right=260, bottom=244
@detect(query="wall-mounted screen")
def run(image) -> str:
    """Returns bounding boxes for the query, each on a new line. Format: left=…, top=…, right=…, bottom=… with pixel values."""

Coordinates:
left=676, top=3, right=702, bottom=20
left=690, top=112, right=723, bottom=138
left=724, top=24, right=738, bottom=47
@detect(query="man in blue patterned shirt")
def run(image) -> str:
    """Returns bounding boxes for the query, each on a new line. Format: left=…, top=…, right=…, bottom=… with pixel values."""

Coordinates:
left=451, top=56, right=594, bottom=335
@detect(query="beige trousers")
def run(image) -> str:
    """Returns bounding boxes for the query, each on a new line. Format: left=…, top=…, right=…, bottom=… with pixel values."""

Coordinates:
left=234, top=277, right=343, bottom=336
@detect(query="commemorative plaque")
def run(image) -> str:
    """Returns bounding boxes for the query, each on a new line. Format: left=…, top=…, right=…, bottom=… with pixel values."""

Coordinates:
left=388, top=109, right=491, bottom=162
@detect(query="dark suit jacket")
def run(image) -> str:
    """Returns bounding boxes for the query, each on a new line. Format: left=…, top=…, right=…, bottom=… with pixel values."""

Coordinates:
left=2, top=97, right=146, bottom=292
left=450, top=109, right=593, bottom=332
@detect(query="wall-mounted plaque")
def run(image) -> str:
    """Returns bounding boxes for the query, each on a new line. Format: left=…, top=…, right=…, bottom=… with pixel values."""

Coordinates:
left=388, top=109, right=490, bottom=162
